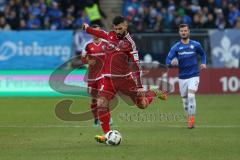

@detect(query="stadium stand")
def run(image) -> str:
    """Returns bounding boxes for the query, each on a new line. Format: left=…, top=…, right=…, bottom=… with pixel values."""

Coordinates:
left=123, top=0, right=240, bottom=32
left=0, top=0, right=107, bottom=30
left=0, top=0, right=239, bottom=32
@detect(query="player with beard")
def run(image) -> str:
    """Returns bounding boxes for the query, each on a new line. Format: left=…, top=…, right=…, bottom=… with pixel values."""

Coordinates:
left=83, top=16, right=167, bottom=143
left=166, top=24, right=207, bottom=129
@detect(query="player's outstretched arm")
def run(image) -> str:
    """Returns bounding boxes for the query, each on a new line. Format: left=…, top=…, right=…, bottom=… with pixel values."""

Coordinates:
left=82, top=23, right=109, bottom=40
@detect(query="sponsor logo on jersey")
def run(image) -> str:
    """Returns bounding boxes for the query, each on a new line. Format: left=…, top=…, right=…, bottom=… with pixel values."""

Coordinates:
left=178, top=51, right=195, bottom=55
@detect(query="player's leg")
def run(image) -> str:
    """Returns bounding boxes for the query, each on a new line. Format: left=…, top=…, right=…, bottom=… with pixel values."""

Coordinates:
left=95, top=96, right=111, bottom=143
left=187, top=90, right=196, bottom=129
left=95, top=78, right=116, bottom=143
left=97, top=96, right=110, bottom=129
left=179, top=79, right=189, bottom=115
left=118, top=76, right=156, bottom=109
left=91, top=98, right=99, bottom=126
left=137, top=82, right=169, bottom=108
left=136, top=89, right=157, bottom=109
left=186, top=77, right=200, bottom=129
left=87, top=82, right=99, bottom=126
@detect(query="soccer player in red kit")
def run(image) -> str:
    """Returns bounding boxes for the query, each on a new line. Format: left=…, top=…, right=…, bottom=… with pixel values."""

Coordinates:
left=81, top=24, right=112, bottom=127
left=83, top=16, right=167, bottom=143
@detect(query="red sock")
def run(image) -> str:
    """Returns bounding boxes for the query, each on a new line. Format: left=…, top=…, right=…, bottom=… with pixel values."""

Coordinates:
left=98, top=107, right=110, bottom=134
left=91, top=99, right=98, bottom=120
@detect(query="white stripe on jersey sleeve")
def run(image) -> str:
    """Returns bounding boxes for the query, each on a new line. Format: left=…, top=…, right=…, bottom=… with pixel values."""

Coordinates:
left=125, top=33, right=137, bottom=51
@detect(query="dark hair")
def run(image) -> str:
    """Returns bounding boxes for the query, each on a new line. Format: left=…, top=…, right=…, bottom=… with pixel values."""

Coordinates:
left=91, top=24, right=100, bottom=28
left=179, top=24, right=189, bottom=29
left=112, top=16, right=126, bottom=25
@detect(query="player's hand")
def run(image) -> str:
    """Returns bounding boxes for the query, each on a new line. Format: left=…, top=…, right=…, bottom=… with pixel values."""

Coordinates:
left=82, top=23, right=89, bottom=30
left=171, top=58, right=178, bottom=66
left=200, top=64, right=206, bottom=70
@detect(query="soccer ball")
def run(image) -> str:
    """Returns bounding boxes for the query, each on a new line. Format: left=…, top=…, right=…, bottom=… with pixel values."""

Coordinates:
left=105, top=130, right=122, bottom=146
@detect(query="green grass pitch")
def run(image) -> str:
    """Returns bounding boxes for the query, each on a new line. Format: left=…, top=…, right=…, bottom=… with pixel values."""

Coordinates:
left=0, top=95, right=239, bottom=160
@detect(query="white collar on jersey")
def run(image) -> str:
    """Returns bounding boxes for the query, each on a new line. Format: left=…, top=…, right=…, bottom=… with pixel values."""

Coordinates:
left=93, top=39, right=102, bottom=46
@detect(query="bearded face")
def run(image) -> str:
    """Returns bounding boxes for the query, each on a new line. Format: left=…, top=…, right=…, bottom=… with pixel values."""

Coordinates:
left=179, top=26, right=190, bottom=40
left=113, top=21, right=128, bottom=39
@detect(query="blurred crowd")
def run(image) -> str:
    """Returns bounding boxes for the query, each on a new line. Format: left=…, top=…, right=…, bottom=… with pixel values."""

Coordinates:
left=123, top=0, right=240, bottom=32
left=0, top=0, right=106, bottom=30
left=1, top=0, right=240, bottom=32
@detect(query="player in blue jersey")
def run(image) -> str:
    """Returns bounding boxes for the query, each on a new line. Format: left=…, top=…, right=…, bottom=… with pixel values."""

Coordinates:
left=166, top=24, right=207, bottom=129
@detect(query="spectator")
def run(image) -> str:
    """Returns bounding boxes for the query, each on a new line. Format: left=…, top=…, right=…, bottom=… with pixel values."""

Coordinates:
left=62, top=14, right=74, bottom=29
left=192, top=11, right=203, bottom=28
left=203, top=13, right=216, bottom=28
left=228, top=3, right=240, bottom=27
left=123, top=0, right=240, bottom=32
left=7, top=10, right=19, bottom=29
left=144, top=5, right=163, bottom=32
left=0, top=0, right=239, bottom=31
left=0, top=0, right=6, bottom=12
left=234, top=16, right=240, bottom=28
left=84, top=0, right=107, bottom=27
left=47, top=1, right=63, bottom=29
left=27, top=13, right=41, bottom=29
left=19, top=18, right=27, bottom=30
left=74, top=11, right=90, bottom=29
left=215, top=8, right=227, bottom=29
left=28, top=1, right=41, bottom=17
left=0, top=16, right=11, bottom=30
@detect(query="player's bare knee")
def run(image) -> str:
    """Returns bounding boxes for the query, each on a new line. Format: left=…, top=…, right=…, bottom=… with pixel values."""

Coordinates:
left=97, top=97, right=108, bottom=107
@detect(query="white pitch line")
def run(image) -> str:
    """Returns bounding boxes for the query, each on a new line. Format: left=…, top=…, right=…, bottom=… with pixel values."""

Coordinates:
left=0, top=125, right=240, bottom=128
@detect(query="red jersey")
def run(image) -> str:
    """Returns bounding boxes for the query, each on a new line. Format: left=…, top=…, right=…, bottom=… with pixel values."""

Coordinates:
left=83, top=40, right=107, bottom=81
left=86, top=28, right=140, bottom=78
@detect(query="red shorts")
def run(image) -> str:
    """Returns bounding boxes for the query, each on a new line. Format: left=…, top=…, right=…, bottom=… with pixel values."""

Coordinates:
left=99, top=76, right=140, bottom=105
left=87, top=79, right=103, bottom=98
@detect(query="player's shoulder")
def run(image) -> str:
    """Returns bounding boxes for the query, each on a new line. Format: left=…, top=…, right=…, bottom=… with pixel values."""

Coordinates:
left=108, top=31, right=116, bottom=36
left=85, top=39, right=94, bottom=45
left=101, top=39, right=109, bottom=44
left=124, top=33, right=136, bottom=50
left=190, top=39, right=201, bottom=46
left=123, top=33, right=136, bottom=45
left=124, top=32, right=134, bottom=41
left=171, top=41, right=181, bottom=49
left=85, top=40, right=94, bottom=48
left=107, top=31, right=119, bottom=41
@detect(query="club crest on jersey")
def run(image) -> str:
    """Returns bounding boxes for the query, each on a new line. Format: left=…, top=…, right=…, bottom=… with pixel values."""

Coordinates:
left=190, top=45, right=194, bottom=49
